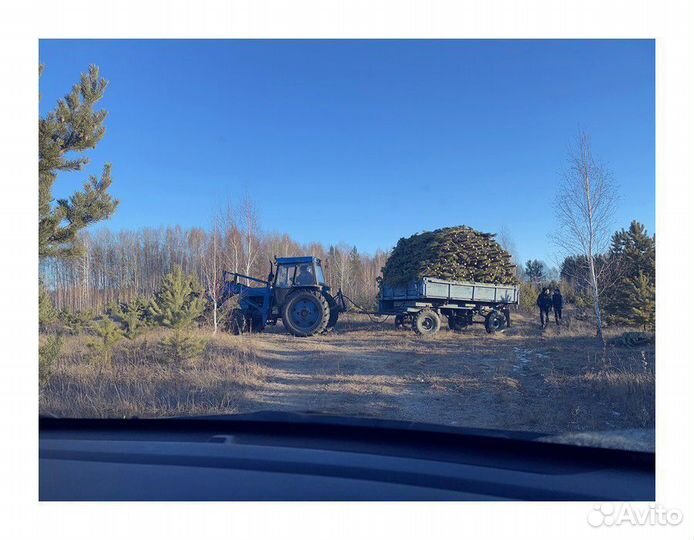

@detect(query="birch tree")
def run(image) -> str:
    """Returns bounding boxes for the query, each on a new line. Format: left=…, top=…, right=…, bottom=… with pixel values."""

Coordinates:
left=40, top=224, right=389, bottom=316
left=552, top=131, right=618, bottom=343
left=219, top=203, right=241, bottom=276
left=201, top=218, right=222, bottom=333
left=239, top=196, right=261, bottom=282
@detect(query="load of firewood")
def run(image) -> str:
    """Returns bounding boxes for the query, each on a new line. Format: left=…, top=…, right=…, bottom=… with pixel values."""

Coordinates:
left=381, top=226, right=518, bottom=286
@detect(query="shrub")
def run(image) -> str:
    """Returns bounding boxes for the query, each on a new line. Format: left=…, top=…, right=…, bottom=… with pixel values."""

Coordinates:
left=518, top=281, right=540, bottom=312
left=59, top=310, right=96, bottom=335
left=39, top=334, right=62, bottom=387
left=150, top=266, right=207, bottom=361
left=106, top=296, right=151, bottom=339
left=88, top=317, right=124, bottom=366
left=159, top=328, right=206, bottom=363
left=626, top=272, right=655, bottom=331
left=39, top=281, right=57, bottom=329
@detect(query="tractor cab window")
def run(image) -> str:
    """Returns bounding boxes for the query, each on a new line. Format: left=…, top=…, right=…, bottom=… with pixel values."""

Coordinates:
left=275, top=262, right=319, bottom=287
left=294, top=263, right=316, bottom=285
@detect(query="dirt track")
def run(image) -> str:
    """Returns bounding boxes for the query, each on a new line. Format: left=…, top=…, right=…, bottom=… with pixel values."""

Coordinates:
left=40, top=310, right=655, bottom=449
left=242, top=312, right=655, bottom=435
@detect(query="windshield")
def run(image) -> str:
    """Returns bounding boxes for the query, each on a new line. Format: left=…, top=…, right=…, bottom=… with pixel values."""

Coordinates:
left=37, top=40, right=655, bottom=453
left=275, top=264, right=295, bottom=287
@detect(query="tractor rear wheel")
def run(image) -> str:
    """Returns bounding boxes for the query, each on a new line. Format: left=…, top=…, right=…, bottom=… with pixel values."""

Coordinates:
left=322, top=293, right=339, bottom=333
left=413, top=309, right=441, bottom=336
left=282, top=289, right=331, bottom=337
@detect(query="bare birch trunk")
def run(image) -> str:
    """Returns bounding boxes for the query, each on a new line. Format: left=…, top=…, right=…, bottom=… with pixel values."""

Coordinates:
left=553, top=131, right=617, bottom=344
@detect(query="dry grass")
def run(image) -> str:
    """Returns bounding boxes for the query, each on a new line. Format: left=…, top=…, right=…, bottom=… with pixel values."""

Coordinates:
left=40, top=329, right=268, bottom=418
left=542, top=350, right=655, bottom=430
left=39, top=308, right=655, bottom=441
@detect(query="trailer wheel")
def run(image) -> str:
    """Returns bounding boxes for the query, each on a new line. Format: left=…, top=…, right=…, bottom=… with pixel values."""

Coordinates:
left=282, top=289, right=330, bottom=337
left=413, top=309, right=441, bottom=336
left=485, top=311, right=507, bottom=334
left=394, top=314, right=412, bottom=330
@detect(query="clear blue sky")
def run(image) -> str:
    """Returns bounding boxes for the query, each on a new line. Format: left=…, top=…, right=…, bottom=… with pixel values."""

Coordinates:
left=39, top=40, right=654, bottom=265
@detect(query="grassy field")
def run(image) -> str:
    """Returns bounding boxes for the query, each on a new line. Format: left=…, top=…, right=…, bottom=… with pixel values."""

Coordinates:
left=39, top=309, right=654, bottom=445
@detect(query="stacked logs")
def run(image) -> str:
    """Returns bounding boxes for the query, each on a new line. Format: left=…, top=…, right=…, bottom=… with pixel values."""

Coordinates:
left=382, top=226, right=518, bottom=286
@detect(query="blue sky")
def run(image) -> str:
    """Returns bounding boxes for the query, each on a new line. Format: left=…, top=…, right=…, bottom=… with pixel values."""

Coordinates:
left=39, top=40, right=654, bottom=265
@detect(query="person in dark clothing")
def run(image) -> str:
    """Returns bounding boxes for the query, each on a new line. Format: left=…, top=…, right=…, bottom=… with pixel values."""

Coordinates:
left=536, top=288, right=552, bottom=328
left=295, top=264, right=315, bottom=285
left=552, top=288, right=564, bottom=325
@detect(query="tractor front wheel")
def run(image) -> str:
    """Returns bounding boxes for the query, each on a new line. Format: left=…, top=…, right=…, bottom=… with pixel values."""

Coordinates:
left=246, top=306, right=265, bottom=333
left=227, top=307, right=264, bottom=334
left=282, top=289, right=331, bottom=337
left=227, top=309, right=248, bottom=335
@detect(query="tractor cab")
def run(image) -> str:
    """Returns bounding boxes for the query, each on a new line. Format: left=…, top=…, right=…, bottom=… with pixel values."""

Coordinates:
left=274, top=256, right=326, bottom=288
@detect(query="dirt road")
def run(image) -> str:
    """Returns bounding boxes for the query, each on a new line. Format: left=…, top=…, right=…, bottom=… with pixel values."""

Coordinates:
left=243, top=313, right=655, bottom=435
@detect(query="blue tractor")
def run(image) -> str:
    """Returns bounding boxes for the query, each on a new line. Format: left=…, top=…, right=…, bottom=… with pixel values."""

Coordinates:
left=219, top=256, right=346, bottom=337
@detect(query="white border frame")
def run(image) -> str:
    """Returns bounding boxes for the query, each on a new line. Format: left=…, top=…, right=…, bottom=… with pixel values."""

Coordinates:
left=1, top=1, right=691, bottom=539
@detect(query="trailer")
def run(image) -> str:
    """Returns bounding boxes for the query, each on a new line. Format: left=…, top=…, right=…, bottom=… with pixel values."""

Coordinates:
left=379, top=277, right=519, bottom=335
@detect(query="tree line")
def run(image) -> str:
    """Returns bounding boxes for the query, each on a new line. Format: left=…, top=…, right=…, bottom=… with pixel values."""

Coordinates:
left=39, top=214, right=389, bottom=316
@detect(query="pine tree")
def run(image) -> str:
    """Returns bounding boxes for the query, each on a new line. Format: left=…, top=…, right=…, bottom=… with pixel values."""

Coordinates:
left=39, top=64, right=118, bottom=258
left=150, top=266, right=207, bottom=361
left=524, top=259, right=547, bottom=284
left=610, top=221, right=655, bottom=280
left=39, top=280, right=57, bottom=328
left=626, top=271, right=655, bottom=331
left=160, top=328, right=207, bottom=363
left=560, top=253, right=610, bottom=302
left=39, top=334, right=62, bottom=388
left=107, top=296, right=151, bottom=339
left=604, top=221, right=655, bottom=324
left=88, top=317, right=124, bottom=366
left=348, top=246, right=365, bottom=303
left=59, top=310, right=96, bottom=335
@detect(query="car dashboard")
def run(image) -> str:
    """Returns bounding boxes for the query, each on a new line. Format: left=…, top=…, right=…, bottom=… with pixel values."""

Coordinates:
left=39, top=412, right=655, bottom=501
